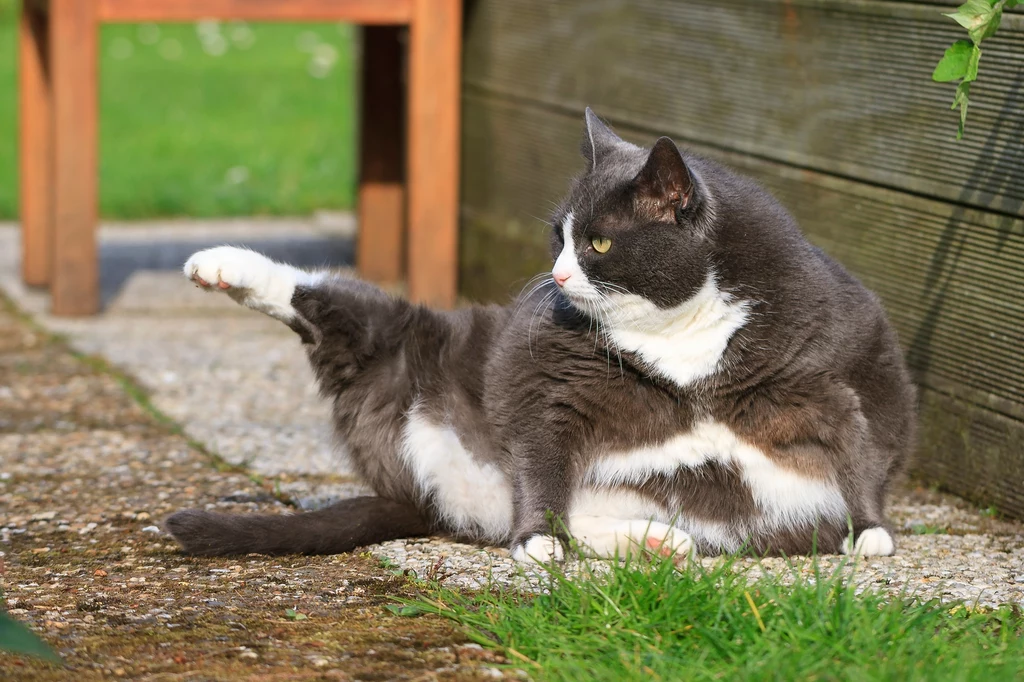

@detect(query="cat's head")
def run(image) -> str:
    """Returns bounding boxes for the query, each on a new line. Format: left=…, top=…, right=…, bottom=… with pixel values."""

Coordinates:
left=550, top=109, right=718, bottom=319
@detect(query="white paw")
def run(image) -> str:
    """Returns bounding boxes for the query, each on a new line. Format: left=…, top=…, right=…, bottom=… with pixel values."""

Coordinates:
left=184, top=246, right=273, bottom=293
left=636, top=523, right=694, bottom=559
left=183, top=247, right=320, bottom=321
left=511, top=535, right=565, bottom=564
left=841, top=527, right=894, bottom=557
left=571, top=517, right=694, bottom=560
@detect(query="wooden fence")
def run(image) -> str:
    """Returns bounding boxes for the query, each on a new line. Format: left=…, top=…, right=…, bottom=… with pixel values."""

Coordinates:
left=456, top=0, right=1024, bottom=517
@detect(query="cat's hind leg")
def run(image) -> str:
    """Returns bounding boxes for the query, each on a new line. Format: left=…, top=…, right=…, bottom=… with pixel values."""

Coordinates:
left=511, top=517, right=694, bottom=564
left=571, top=516, right=694, bottom=560
left=184, top=246, right=324, bottom=323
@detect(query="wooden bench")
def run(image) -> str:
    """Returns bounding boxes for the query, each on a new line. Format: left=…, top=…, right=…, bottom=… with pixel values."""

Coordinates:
left=18, top=0, right=461, bottom=315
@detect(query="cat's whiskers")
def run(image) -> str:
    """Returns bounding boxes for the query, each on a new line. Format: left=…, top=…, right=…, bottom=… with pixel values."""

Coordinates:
left=511, top=274, right=557, bottom=322
left=527, top=288, right=559, bottom=360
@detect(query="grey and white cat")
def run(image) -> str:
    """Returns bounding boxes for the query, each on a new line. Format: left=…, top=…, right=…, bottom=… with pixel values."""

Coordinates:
left=166, top=109, right=916, bottom=562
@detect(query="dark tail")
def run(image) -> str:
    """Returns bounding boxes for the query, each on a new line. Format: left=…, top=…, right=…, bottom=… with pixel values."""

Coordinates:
left=164, top=496, right=430, bottom=556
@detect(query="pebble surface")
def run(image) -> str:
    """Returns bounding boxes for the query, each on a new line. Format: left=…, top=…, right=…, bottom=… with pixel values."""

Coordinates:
left=2, top=223, right=1022, bottom=614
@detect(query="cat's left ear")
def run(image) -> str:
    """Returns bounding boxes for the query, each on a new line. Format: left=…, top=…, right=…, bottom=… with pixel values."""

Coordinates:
left=633, top=137, right=694, bottom=223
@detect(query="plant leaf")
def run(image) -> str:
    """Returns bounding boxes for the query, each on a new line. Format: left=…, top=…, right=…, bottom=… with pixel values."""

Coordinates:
left=284, top=608, right=308, bottom=621
left=386, top=604, right=425, bottom=617
left=943, top=0, right=1002, bottom=44
left=965, top=44, right=982, bottom=81
left=0, top=611, right=62, bottom=664
left=932, top=40, right=974, bottom=81
left=1006, top=0, right=1019, bottom=8
left=951, top=81, right=972, bottom=139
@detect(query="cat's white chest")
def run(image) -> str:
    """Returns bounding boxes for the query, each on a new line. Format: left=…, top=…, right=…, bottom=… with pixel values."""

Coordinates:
left=604, top=274, right=750, bottom=387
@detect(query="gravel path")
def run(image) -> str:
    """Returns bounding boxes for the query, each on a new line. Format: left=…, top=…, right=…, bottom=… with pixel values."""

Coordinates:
left=2, top=221, right=1022, bottom=615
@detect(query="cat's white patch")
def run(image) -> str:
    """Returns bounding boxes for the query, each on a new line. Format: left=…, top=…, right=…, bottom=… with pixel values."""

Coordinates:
left=604, top=273, right=749, bottom=387
left=400, top=407, right=513, bottom=541
left=553, top=217, right=748, bottom=387
left=570, top=517, right=693, bottom=560
left=511, top=534, right=564, bottom=563
left=552, top=212, right=601, bottom=297
left=584, top=421, right=847, bottom=550
left=841, top=527, right=894, bottom=557
left=184, top=246, right=324, bottom=322
left=570, top=487, right=667, bottom=520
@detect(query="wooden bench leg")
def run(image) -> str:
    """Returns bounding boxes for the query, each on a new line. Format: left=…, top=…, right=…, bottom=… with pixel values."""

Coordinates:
left=19, top=2, right=52, bottom=288
left=406, top=0, right=461, bottom=308
left=50, top=0, right=99, bottom=316
left=357, top=26, right=405, bottom=286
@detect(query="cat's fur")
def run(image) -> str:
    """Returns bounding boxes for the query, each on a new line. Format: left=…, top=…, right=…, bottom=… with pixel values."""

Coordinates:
left=166, top=109, right=916, bottom=562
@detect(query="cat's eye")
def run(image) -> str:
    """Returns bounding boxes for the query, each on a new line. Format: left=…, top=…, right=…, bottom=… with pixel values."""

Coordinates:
left=591, top=236, right=612, bottom=254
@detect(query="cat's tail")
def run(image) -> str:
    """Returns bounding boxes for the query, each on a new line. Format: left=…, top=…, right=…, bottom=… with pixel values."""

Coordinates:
left=164, top=496, right=430, bottom=556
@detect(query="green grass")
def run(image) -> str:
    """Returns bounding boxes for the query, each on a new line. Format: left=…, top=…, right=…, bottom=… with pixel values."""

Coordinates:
left=408, top=555, right=1024, bottom=681
left=0, top=1, right=356, bottom=219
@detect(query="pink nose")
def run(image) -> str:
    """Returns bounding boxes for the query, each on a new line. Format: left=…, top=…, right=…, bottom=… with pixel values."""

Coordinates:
left=553, top=271, right=571, bottom=287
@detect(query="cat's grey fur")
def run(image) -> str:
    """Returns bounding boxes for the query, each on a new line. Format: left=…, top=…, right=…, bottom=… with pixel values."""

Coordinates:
left=166, top=109, right=916, bottom=559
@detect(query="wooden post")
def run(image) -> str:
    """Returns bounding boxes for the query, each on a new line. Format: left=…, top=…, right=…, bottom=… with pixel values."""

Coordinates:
left=50, top=0, right=99, bottom=315
left=357, top=26, right=405, bottom=286
left=19, top=2, right=52, bottom=288
left=406, top=0, right=461, bottom=308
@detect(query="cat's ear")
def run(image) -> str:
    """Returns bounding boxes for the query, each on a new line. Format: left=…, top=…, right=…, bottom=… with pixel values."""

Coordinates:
left=581, top=107, right=625, bottom=170
left=633, top=137, right=694, bottom=223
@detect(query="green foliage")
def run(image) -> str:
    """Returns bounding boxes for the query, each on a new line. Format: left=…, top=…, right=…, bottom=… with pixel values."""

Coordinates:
left=0, top=610, right=61, bottom=664
left=0, top=15, right=357, bottom=219
left=411, top=556, right=1024, bottom=681
left=932, top=0, right=1019, bottom=139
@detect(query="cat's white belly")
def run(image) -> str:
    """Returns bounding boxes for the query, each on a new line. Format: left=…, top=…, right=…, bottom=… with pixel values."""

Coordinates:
left=400, top=411, right=846, bottom=550
left=584, top=420, right=848, bottom=541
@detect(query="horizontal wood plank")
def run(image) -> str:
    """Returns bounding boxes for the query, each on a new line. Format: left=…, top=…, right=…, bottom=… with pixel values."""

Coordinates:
left=462, top=0, right=1024, bottom=216
left=98, top=0, right=412, bottom=24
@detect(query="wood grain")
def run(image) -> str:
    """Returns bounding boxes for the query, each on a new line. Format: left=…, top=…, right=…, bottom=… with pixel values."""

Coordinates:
left=18, top=4, right=52, bottom=288
left=461, top=0, right=1024, bottom=217
left=97, top=0, right=412, bottom=24
left=406, top=0, right=461, bottom=308
left=357, top=26, right=405, bottom=285
left=50, top=0, right=98, bottom=316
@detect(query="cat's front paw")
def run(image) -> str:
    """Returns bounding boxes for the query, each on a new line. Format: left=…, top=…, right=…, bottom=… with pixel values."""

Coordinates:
left=511, top=534, right=565, bottom=564
left=184, top=246, right=271, bottom=293
left=841, top=527, right=895, bottom=557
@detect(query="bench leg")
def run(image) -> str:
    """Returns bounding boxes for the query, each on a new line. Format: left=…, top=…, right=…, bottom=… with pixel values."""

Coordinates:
left=357, top=26, right=405, bottom=286
left=406, top=0, right=461, bottom=308
left=19, top=2, right=52, bottom=288
left=50, top=0, right=99, bottom=316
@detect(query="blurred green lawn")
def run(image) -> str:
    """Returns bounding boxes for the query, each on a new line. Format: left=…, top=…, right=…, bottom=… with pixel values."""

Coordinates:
left=0, top=2, right=357, bottom=219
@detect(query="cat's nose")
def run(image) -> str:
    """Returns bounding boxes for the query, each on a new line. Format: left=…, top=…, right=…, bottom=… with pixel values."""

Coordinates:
left=552, top=271, right=572, bottom=287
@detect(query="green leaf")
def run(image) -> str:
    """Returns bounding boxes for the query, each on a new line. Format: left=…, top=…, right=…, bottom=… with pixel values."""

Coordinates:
left=965, top=44, right=982, bottom=81
left=284, top=608, right=308, bottom=621
left=0, top=611, right=62, bottom=664
left=932, top=40, right=974, bottom=81
left=943, top=0, right=1002, bottom=44
left=951, top=80, right=972, bottom=139
left=1005, top=0, right=1019, bottom=8
left=386, top=604, right=426, bottom=617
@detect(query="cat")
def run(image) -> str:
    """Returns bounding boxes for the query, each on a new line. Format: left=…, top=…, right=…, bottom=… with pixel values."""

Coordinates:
left=165, top=108, right=916, bottom=563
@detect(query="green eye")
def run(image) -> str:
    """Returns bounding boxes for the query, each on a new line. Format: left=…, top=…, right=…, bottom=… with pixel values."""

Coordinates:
left=591, top=237, right=612, bottom=254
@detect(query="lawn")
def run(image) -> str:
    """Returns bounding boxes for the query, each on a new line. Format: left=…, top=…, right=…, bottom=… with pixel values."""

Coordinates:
left=411, top=556, right=1024, bottom=681
left=0, top=1, right=357, bottom=220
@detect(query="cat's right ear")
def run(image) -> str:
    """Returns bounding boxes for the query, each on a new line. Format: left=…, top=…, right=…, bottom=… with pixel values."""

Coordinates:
left=581, top=107, right=624, bottom=170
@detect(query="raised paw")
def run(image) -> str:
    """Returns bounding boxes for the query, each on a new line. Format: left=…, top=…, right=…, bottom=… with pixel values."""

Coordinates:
left=183, top=246, right=271, bottom=292
left=511, top=534, right=565, bottom=564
